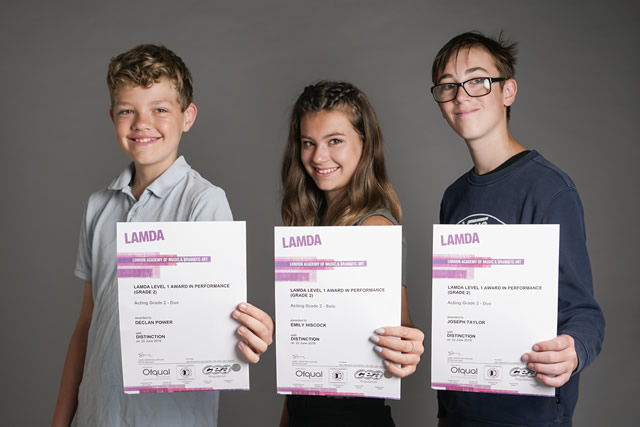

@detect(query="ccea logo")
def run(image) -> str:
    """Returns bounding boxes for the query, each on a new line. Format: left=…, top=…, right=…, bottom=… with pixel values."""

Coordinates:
left=295, top=369, right=323, bottom=379
left=354, top=369, right=384, bottom=380
left=203, top=365, right=231, bottom=375
left=142, top=368, right=170, bottom=377
left=509, top=367, right=537, bottom=378
left=450, top=366, right=478, bottom=376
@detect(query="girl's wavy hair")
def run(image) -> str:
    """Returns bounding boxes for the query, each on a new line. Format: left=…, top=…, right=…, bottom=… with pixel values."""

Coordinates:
left=281, top=81, right=401, bottom=226
left=107, top=44, right=193, bottom=111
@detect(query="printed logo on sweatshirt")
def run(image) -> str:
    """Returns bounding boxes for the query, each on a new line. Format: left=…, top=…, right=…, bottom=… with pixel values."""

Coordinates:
left=457, top=213, right=505, bottom=225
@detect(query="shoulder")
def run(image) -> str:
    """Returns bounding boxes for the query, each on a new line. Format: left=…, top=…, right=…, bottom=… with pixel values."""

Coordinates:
left=182, top=167, right=233, bottom=221
left=356, top=209, right=398, bottom=226
left=528, top=152, right=577, bottom=191
left=82, top=187, right=120, bottom=221
left=179, top=167, right=229, bottom=203
left=442, top=169, right=472, bottom=198
left=360, top=215, right=394, bottom=226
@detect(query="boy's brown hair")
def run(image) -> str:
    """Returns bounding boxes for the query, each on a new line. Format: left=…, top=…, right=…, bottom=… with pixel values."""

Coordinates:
left=107, top=44, right=193, bottom=111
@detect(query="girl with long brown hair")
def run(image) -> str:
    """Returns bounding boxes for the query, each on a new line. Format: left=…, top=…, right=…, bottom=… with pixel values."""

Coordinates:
left=280, top=81, right=424, bottom=427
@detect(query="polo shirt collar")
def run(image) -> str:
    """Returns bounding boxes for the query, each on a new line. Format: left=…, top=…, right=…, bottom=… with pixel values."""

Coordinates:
left=107, top=156, right=191, bottom=198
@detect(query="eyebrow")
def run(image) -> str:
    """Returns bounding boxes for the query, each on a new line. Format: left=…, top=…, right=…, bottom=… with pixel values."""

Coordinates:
left=300, top=132, right=346, bottom=140
left=438, top=66, right=490, bottom=83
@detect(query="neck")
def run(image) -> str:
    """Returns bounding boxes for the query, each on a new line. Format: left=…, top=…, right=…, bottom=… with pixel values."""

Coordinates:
left=466, top=130, right=526, bottom=175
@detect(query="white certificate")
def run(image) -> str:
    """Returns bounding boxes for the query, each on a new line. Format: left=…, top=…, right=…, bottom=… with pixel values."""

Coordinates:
left=275, top=226, right=402, bottom=399
left=116, top=221, right=249, bottom=394
left=432, top=224, right=559, bottom=397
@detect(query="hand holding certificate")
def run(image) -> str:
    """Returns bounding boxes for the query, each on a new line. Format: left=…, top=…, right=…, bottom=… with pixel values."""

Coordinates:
left=275, top=226, right=403, bottom=399
left=116, top=221, right=250, bottom=394
left=431, top=224, right=559, bottom=397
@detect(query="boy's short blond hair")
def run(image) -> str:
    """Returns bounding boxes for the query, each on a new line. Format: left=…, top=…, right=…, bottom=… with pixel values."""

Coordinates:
left=107, top=44, right=193, bottom=111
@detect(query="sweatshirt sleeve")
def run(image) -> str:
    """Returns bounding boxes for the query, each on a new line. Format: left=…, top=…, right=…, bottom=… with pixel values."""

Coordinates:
left=543, top=188, right=605, bottom=374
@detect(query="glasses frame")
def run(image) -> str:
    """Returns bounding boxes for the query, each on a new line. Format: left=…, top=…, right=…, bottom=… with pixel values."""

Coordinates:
left=430, top=77, right=507, bottom=103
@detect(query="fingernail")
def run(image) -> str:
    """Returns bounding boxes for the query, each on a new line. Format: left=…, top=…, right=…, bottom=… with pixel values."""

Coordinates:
left=232, top=310, right=241, bottom=319
left=369, top=335, right=380, bottom=343
left=238, top=341, right=245, bottom=349
left=375, top=328, right=385, bottom=334
left=521, top=354, right=529, bottom=362
left=238, top=326, right=247, bottom=335
left=533, top=345, right=540, bottom=351
left=374, top=345, right=383, bottom=353
left=239, top=303, right=247, bottom=311
left=383, top=360, right=390, bottom=367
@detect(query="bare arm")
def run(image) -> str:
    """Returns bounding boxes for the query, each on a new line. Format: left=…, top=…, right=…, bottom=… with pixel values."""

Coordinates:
left=51, top=281, right=93, bottom=427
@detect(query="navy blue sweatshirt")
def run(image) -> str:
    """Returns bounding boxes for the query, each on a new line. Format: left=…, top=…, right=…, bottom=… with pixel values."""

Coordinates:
left=438, top=150, right=605, bottom=426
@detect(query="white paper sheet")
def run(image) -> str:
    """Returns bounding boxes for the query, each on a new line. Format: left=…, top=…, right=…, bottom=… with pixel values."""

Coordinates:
left=116, top=221, right=248, bottom=393
left=275, top=226, right=402, bottom=399
left=431, top=224, right=559, bottom=396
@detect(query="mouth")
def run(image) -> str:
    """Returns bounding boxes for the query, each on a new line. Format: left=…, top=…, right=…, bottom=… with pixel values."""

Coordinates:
left=129, top=136, right=160, bottom=145
left=454, top=108, right=479, bottom=117
left=314, top=167, right=339, bottom=176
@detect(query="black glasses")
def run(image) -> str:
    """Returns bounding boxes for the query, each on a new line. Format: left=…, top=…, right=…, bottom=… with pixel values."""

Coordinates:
left=430, top=77, right=507, bottom=103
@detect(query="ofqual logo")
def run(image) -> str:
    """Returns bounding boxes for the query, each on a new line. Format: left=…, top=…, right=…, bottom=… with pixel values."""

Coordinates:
left=142, top=368, right=170, bottom=377
left=450, top=366, right=478, bottom=376
left=295, top=369, right=323, bottom=379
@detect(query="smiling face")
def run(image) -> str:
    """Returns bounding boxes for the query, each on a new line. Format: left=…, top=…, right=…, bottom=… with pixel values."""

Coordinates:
left=300, top=109, right=364, bottom=205
left=436, top=47, right=516, bottom=145
left=110, top=77, right=197, bottom=181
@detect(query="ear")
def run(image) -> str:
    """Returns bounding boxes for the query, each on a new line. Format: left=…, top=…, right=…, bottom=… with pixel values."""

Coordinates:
left=503, top=78, right=517, bottom=107
left=109, top=108, right=115, bottom=124
left=182, top=103, right=198, bottom=132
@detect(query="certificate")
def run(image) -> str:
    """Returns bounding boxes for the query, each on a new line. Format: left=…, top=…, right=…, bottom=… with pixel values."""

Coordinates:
left=116, top=221, right=249, bottom=394
left=275, top=226, right=402, bottom=399
left=431, top=224, right=559, bottom=397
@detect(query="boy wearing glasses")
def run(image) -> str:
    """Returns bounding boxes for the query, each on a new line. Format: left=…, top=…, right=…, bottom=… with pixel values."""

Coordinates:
left=430, top=32, right=604, bottom=426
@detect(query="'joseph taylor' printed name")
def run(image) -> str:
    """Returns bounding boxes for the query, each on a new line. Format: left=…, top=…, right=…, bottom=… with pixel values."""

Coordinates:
left=440, top=232, right=479, bottom=246
left=125, top=229, right=165, bottom=244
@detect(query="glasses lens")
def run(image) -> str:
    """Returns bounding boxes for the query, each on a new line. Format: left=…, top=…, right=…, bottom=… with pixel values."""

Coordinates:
left=433, top=83, right=458, bottom=102
left=464, top=78, right=491, bottom=97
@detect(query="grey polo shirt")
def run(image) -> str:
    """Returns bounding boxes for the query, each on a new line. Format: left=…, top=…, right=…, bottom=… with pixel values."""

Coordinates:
left=73, top=156, right=232, bottom=427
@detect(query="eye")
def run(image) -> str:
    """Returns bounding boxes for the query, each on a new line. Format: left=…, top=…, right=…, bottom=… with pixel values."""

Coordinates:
left=118, top=109, right=133, bottom=115
left=441, top=83, right=457, bottom=91
left=155, top=108, right=168, bottom=113
left=329, top=138, right=342, bottom=145
left=301, top=140, right=314, bottom=148
left=468, top=78, right=486, bottom=87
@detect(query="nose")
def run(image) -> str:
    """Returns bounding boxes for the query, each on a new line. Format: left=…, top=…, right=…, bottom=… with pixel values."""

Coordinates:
left=132, top=111, right=152, bottom=130
left=312, top=143, right=329, bottom=164
left=453, top=83, right=470, bottom=104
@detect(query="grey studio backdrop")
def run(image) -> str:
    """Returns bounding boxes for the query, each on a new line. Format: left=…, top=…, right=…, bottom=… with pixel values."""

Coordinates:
left=1, top=0, right=637, bottom=425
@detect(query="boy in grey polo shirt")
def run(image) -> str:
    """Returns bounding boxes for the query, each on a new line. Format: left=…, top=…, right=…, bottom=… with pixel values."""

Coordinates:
left=52, top=44, right=274, bottom=427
